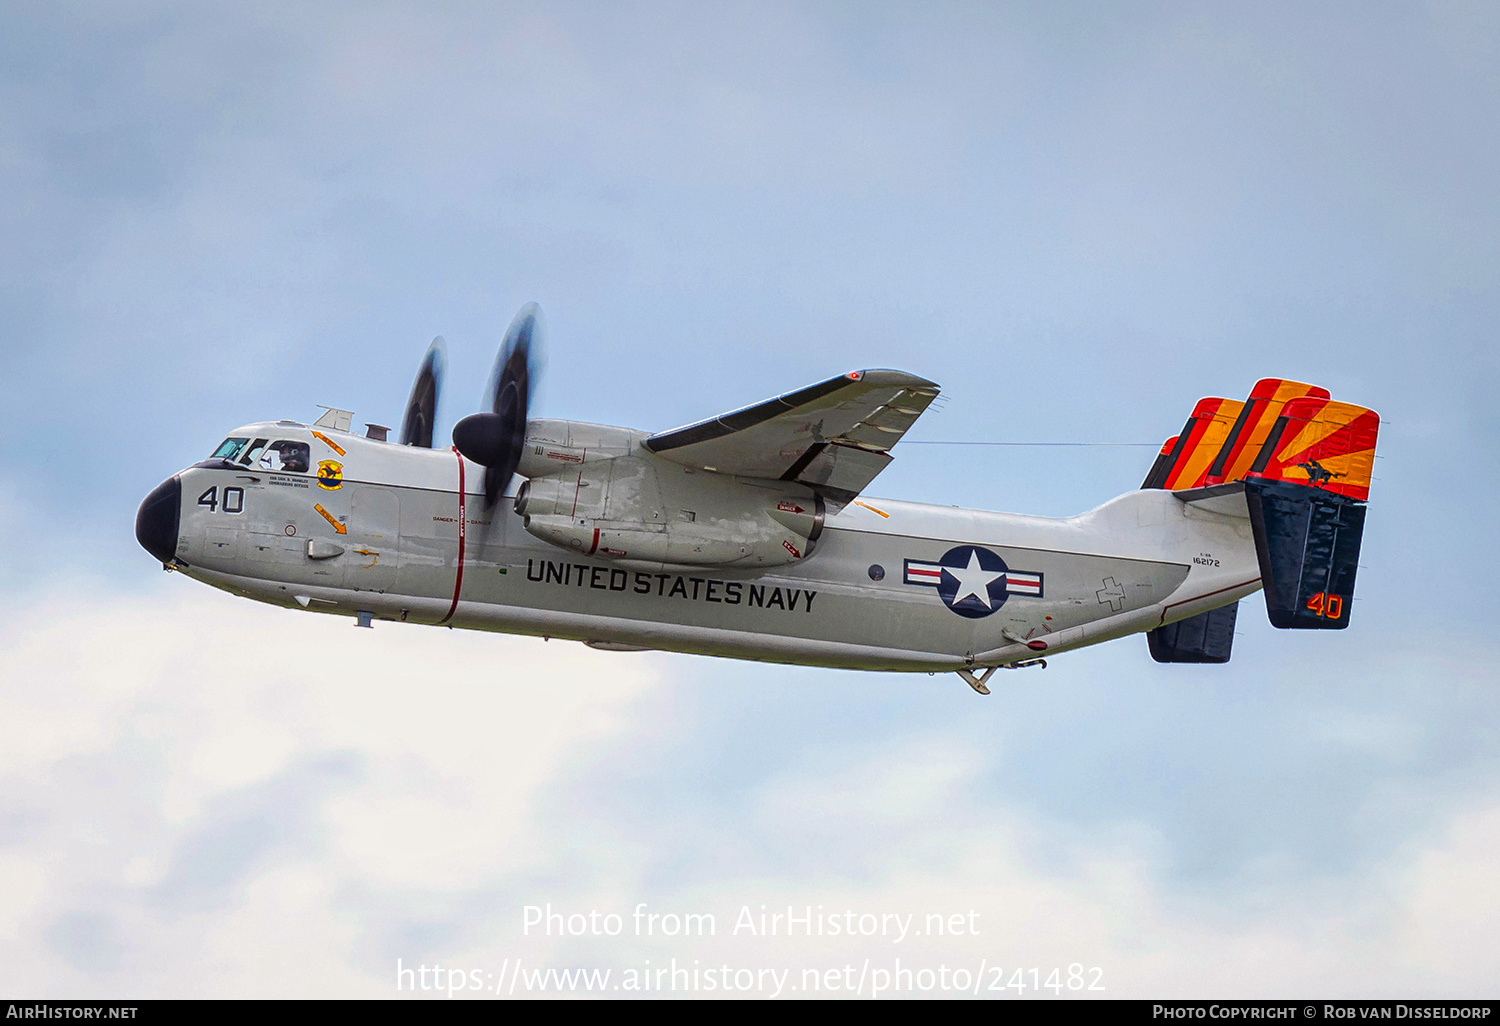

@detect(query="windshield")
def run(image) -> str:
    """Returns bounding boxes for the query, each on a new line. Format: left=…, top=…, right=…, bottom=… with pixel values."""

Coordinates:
left=211, top=437, right=249, bottom=461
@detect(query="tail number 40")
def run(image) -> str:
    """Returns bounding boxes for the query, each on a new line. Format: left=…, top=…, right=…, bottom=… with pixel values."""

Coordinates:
left=1306, top=592, right=1344, bottom=619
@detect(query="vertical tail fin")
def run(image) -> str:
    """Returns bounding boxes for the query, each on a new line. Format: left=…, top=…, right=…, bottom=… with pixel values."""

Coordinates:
left=1204, top=378, right=1331, bottom=486
left=1141, top=397, right=1247, bottom=490
left=1148, top=602, right=1238, bottom=662
left=1246, top=397, right=1379, bottom=502
left=1149, top=381, right=1380, bottom=633
left=1243, top=396, right=1379, bottom=629
left=1141, top=435, right=1181, bottom=490
left=1144, top=379, right=1354, bottom=493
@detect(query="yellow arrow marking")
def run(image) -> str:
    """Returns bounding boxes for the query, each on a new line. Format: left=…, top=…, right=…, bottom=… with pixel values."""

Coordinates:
left=853, top=500, right=890, bottom=518
left=314, top=504, right=346, bottom=534
left=312, top=430, right=346, bottom=456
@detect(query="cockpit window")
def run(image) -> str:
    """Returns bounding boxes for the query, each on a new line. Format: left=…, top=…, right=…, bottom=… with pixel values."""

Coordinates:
left=238, top=438, right=270, bottom=466
left=209, top=436, right=309, bottom=472
left=211, top=437, right=250, bottom=461
left=257, top=440, right=311, bottom=473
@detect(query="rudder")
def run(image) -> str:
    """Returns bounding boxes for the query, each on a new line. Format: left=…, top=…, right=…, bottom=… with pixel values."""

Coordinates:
left=1245, top=479, right=1366, bottom=629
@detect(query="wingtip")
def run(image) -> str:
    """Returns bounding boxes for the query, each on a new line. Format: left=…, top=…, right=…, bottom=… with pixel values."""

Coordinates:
left=853, top=368, right=941, bottom=392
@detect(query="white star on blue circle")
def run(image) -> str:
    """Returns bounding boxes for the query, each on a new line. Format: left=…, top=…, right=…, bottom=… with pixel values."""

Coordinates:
left=935, top=545, right=1010, bottom=618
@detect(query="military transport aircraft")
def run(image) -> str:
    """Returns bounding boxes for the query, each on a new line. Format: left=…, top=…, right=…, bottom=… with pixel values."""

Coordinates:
left=136, top=304, right=1379, bottom=694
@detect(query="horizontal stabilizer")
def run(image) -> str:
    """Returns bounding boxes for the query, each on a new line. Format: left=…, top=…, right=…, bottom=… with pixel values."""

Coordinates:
left=1172, top=481, right=1250, bottom=518
left=1246, top=478, right=1366, bottom=629
left=1148, top=602, right=1237, bottom=663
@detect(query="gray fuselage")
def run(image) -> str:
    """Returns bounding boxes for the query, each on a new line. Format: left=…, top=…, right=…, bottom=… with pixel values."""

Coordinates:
left=149, top=421, right=1262, bottom=672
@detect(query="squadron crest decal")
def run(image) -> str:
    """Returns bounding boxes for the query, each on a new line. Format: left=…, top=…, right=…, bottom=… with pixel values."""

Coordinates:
left=904, top=545, right=1043, bottom=619
left=316, top=460, right=343, bottom=490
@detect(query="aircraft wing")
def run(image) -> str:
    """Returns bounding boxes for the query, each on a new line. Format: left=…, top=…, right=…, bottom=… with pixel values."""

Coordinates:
left=643, top=369, right=940, bottom=509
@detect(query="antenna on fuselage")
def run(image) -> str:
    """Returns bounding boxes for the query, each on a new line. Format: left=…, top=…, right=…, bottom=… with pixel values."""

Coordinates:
left=313, top=406, right=354, bottom=432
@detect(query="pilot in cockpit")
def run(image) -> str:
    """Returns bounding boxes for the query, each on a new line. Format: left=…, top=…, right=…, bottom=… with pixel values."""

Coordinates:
left=258, top=441, right=310, bottom=474
left=277, top=443, right=310, bottom=473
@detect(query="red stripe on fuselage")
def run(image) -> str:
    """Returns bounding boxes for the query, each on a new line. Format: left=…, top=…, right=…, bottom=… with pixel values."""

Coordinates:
left=439, top=448, right=466, bottom=625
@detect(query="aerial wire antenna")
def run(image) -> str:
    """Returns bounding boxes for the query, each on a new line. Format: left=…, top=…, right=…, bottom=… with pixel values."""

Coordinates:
left=900, top=440, right=1160, bottom=447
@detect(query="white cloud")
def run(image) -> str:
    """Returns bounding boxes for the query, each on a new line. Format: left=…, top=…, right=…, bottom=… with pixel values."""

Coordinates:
left=1, top=579, right=1498, bottom=997
left=0, top=579, right=659, bottom=996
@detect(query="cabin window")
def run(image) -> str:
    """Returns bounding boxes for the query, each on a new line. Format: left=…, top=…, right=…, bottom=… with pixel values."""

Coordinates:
left=257, top=440, right=311, bottom=473
left=211, top=437, right=250, bottom=461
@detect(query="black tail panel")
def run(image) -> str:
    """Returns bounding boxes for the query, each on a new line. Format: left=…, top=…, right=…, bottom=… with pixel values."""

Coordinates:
left=1245, top=479, right=1366, bottom=629
left=1148, top=602, right=1237, bottom=663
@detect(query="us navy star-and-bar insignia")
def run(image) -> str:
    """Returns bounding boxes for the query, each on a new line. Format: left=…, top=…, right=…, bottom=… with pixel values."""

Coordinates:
left=316, top=460, right=344, bottom=491
left=903, top=544, right=1044, bottom=619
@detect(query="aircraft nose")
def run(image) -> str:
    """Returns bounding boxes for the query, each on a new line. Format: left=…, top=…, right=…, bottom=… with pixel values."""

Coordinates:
left=135, top=475, right=181, bottom=565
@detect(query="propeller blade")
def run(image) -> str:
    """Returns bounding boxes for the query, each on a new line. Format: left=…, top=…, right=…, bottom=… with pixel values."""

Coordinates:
left=452, top=303, right=541, bottom=508
left=400, top=337, right=446, bottom=447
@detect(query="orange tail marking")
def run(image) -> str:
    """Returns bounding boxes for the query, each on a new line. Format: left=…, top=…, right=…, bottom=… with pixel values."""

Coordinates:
left=1247, top=397, right=1380, bottom=501
left=1204, top=378, right=1331, bottom=486
left=1164, top=397, right=1246, bottom=490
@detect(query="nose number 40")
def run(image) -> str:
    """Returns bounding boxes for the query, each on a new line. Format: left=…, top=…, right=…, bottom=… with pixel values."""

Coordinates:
left=197, top=487, right=245, bottom=515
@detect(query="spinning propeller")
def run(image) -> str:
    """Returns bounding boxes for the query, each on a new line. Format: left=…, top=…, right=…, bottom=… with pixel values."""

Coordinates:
left=399, top=338, right=446, bottom=447
left=452, top=302, right=541, bottom=509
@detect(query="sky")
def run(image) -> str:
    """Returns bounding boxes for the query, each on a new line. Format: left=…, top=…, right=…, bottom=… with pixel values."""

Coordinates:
left=2, top=0, right=1498, bottom=999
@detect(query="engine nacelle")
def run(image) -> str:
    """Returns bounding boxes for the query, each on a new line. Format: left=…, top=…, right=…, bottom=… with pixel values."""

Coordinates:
left=522, top=508, right=821, bottom=568
left=513, top=421, right=825, bottom=569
